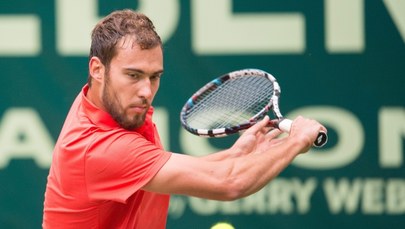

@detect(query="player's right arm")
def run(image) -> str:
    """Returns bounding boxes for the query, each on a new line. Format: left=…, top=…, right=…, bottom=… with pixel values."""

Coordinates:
left=143, top=116, right=324, bottom=200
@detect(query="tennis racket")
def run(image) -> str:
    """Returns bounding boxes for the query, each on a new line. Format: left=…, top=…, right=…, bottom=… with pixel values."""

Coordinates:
left=180, top=69, right=327, bottom=147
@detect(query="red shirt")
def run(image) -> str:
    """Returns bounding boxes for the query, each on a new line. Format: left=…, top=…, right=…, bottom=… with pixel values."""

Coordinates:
left=43, top=85, right=171, bottom=229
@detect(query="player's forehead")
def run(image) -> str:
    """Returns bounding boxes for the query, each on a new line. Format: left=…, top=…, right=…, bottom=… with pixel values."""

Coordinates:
left=111, top=37, right=163, bottom=73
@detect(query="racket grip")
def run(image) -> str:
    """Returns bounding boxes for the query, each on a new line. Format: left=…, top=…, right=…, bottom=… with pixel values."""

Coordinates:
left=277, top=119, right=328, bottom=148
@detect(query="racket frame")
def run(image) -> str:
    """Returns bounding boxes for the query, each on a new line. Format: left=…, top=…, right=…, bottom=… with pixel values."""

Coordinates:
left=180, top=69, right=284, bottom=137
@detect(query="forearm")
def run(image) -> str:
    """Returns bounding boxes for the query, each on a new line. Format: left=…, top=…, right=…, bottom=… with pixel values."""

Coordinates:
left=228, top=137, right=302, bottom=198
left=145, top=117, right=318, bottom=201
left=144, top=138, right=303, bottom=201
left=200, top=148, right=242, bottom=161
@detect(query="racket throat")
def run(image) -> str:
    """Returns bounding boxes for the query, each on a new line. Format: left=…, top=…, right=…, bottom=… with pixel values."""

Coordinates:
left=277, top=119, right=293, bottom=132
left=270, top=118, right=292, bottom=133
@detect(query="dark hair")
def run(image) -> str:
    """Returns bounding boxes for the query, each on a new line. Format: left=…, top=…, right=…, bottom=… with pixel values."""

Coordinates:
left=88, top=9, right=162, bottom=87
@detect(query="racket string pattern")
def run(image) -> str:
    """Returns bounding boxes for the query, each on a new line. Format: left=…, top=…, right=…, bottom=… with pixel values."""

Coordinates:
left=181, top=69, right=278, bottom=137
left=186, top=76, right=273, bottom=129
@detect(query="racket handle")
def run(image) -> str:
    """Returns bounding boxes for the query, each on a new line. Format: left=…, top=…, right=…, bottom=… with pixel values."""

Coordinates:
left=277, top=119, right=328, bottom=147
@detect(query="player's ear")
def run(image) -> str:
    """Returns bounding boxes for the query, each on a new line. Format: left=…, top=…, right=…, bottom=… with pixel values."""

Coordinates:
left=89, top=56, right=105, bottom=83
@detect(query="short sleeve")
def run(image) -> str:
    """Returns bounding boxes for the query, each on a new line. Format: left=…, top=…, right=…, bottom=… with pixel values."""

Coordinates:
left=84, top=131, right=171, bottom=203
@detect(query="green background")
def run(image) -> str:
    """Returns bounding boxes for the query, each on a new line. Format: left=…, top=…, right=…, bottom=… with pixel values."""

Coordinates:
left=0, top=0, right=404, bottom=228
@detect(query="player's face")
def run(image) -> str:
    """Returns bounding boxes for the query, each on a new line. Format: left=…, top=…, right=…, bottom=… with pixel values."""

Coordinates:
left=102, top=37, right=163, bottom=130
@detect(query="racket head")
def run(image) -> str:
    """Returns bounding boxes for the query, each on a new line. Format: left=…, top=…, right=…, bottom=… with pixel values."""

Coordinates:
left=180, top=69, right=282, bottom=137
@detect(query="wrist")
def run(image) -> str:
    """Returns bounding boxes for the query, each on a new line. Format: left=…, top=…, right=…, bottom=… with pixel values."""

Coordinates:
left=286, top=134, right=312, bottom=155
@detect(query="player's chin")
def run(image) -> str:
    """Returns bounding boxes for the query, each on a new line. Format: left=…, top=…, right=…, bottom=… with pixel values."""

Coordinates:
left=117, top=114, right=144, bottom=130
left=130, top=113, right=147, bottom=128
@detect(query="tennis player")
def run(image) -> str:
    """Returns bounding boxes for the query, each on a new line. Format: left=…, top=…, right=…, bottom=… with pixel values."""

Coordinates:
left=42, top=9, right=326, bottom=228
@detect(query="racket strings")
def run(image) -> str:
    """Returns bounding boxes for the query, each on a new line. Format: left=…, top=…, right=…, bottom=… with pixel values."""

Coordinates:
left=185, top=75, right=274, bottom=129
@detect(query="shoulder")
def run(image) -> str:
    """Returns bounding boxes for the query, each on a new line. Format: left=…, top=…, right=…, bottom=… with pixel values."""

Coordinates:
left=86, top=129, right=170, bottom=170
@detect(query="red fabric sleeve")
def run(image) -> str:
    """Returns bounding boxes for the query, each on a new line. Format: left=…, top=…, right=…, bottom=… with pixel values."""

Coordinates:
left=84, top=131, right=171, bottom=203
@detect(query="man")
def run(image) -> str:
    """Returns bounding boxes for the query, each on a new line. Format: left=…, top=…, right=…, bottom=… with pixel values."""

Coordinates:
left=43, top=9, right=326, bottom=228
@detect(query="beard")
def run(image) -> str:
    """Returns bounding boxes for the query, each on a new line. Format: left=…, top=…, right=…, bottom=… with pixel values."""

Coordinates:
left=102, top=75, right=148, bottom=130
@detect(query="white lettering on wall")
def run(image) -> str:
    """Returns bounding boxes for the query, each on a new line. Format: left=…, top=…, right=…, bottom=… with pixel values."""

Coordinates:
left=325, top=0, right=364, bottom=53
left=0, top=105, right=401, bottom=170
left=191, top=0, right=305, bottom=54
left=0, top=15, right=40, bottom=56
left=291, top=106, right=364, bottom=169
left=56, top=0, right=179, bottom=55
left=153, top=107, right=170, bottom=150
left=384, top=0, right=405, bottom=43
left=180, top=127, right=220, bottom=157
left=0, top=108, right=54, bottom=168
left=379, top=107, right=405, bottom=168
left=56, top=0, right=99, bottom=55
left=0, top=0, right=403, bottom=56
left=184, top=178, right=317, bottom=215
left=324, top=178, right=405, bottom=214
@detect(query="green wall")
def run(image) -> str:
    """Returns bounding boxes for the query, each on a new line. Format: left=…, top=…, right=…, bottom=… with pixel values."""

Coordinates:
left=0, top=0, right=404, bottom=228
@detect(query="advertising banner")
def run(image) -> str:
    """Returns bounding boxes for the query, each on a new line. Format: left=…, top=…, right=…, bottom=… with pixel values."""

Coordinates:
left=0, top=1, right=404, bottom=228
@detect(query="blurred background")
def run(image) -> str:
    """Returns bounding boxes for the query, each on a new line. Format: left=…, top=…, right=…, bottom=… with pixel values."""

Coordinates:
left=0, top=0, right=404, bottom=228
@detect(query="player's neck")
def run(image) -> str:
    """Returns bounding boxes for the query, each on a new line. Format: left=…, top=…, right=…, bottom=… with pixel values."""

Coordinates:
left=86, top=84, right=106, bottom=112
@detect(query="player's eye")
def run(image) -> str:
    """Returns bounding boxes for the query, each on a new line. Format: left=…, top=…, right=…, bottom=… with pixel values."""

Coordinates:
left=128, top=72, right=141, bottom=80
left=150, top=74, right=162, bottom=81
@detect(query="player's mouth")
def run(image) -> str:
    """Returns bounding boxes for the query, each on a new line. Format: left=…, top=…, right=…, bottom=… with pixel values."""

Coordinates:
left=128, top=104, right=148, bottom=114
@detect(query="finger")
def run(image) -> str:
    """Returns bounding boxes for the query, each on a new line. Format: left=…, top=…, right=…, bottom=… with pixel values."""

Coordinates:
left=244, top=116, right=270, bottom=135
left=319, top=124, right=327, bottom=134
left=265, top=128, right=282, bottom=140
